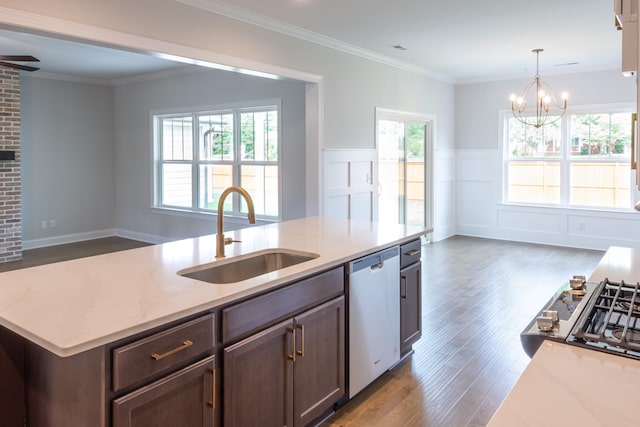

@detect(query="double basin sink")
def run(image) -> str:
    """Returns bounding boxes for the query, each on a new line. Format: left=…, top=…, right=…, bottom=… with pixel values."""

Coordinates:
left=178, top=249, right=319, bottom=284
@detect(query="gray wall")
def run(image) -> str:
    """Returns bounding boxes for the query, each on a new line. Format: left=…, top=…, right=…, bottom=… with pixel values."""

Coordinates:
left=113, top=68, right=307, bottom=241
left=20, top=76, right=115, bottom=243
left=20, top=68, right=306, bottom=244
left=455, top=70, right=636, bottom=149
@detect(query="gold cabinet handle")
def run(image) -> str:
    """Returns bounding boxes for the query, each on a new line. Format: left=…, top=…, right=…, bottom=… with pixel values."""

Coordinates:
left=404, top=249, right=420, bottom=257
left=632, top=113, right=637, bottom=170
left=207, top=368, right=216, bottom=409
left=150, top=340, right=193, bottom=360
left=296, top=323, right=305, bottom=357
left=401, top=276, right=407, bottom=299
left=288, top=327, right=296, bottom=362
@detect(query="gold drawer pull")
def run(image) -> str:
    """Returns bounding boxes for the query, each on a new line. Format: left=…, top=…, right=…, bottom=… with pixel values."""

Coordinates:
left=296, top=323, right=305, bottom=357
left=207, top=368, right=216, bottom=409
left=151, top=340, right=193, bottom=360
left=404, top=249, right=420, bottom=257
left=288, top=327, right=296, bottom=362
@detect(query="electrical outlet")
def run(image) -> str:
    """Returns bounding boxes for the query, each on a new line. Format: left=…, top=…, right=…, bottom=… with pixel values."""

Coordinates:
left=579, top=223, right=586, bottom=232
left=49, top=219, right=56, bottom=229
left=40, top=220, right=47, bottom=229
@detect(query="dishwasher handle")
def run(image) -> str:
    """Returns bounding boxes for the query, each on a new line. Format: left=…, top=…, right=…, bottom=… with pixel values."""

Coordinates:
left=370, top=261, right=384, bottom=271
left=350, top=246, right=399, bottom=274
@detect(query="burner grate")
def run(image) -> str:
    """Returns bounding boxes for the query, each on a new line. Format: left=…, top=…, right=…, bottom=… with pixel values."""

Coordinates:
left=570, top=278, right=640, bottom=358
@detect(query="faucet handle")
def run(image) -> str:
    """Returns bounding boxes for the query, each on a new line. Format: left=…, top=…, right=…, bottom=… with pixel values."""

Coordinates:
left=223, top=237, right=241, bottom=245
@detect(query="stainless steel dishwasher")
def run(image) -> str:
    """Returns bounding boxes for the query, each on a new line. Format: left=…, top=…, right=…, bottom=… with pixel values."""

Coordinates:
left=348, top=245, right=400, bottom=398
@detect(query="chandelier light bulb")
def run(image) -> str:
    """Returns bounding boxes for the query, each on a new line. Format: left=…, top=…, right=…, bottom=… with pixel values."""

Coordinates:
left=517, top=97, right=523, bottom=105
left=561, top=92, right=568, bottom=100
left=510, top=94, right=516, bottom=102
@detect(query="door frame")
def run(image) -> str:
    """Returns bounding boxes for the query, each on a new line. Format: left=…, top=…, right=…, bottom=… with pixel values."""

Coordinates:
left=374, top=107, right=434, bottom=231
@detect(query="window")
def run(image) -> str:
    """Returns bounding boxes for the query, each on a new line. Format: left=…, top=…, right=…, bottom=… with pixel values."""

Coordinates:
left=504, top=106, right=633, bottom=209
left=154, top=104, right=280, bottom=219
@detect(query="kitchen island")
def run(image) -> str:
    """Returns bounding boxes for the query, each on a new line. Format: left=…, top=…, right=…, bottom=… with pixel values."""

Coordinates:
left=488, top=246, right=640, bottom=426
left=0, top=216, right=427, bottom=426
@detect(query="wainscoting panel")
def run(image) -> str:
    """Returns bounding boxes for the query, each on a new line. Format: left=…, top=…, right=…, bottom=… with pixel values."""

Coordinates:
left=497, top=209, right=562, bottom=233
left=323, top=149, right=376, bottom=221
left=456, top=148, right=640, bottom=250
left=433, top=149, right=455, bottom=241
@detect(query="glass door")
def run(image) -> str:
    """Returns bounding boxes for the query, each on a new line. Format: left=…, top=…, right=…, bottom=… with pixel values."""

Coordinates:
left=376, top=114, right=429, bottom=228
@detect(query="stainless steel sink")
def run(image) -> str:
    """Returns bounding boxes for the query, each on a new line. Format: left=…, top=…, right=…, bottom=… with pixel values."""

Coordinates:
left=178, top=249, right=319, bottom=284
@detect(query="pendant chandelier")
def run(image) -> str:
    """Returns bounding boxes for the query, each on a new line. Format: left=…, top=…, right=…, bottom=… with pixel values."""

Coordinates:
left=509, top=49, right=568, bottom=128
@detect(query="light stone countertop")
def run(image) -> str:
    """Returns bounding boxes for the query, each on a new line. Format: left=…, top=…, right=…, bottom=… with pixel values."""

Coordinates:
left=488, top=246, right=640, bottom=426
left=0, top=217, right=427, bottom=357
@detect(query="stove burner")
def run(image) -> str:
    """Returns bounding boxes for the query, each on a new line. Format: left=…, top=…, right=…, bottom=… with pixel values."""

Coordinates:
left=612, top=329, right=640, bottom=344
left=617, top=301, right=640, bottom=313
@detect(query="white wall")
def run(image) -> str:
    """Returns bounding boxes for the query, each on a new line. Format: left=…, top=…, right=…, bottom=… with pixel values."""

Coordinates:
left=113, top=68, right=307, bottom=242
left=455, top=70, right=640, bottom=250
left=4, top=0, right=456, bottom=246
left=20, top=76, right=115, bottom=247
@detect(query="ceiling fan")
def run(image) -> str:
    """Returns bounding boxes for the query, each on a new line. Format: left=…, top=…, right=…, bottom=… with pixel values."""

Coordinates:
left=0, top=55, right=40, bottom=72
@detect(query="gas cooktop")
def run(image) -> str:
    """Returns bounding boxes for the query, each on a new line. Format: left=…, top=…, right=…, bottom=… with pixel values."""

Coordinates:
left=568, top=278, right=640, bottom=360
left=521, top=276, right=640, bottom=360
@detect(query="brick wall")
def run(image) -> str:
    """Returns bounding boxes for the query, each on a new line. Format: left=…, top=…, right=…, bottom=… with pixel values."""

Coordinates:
left=0, top=69, right=21, bottom=261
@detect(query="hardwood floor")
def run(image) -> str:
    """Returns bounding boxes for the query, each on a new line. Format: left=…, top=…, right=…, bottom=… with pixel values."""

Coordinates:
left=0, top=237, right=152, bottom=273
left=0, top=235, right=605, bottom=426
left=322, top=236, right=604, bottom=427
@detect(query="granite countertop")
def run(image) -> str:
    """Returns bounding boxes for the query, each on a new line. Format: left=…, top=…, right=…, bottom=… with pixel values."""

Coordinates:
left=488, top=246, right=640, bottom=426
left=0, top=217, right=427, bottom=357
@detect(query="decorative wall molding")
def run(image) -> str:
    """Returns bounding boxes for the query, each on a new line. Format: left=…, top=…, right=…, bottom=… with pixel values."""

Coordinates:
left=456, top=148, right=640, bottom=250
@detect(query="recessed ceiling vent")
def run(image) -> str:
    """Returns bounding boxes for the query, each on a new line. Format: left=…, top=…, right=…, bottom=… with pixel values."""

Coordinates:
left=553, top=62, right=579, bottom=67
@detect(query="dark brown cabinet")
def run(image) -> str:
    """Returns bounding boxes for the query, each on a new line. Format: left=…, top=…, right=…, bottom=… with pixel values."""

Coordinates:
left=400, top=240, right=422, bottom=356
left=224, top=296, right=345, bottom=427
left=111, top=313, right=217, bottom=427
left=113, top=355, right=216, bottom=426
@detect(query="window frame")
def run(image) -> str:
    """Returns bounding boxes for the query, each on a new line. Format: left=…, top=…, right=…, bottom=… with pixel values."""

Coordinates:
left=152, top=100, right=282, bottom=220
left=500, top=102, right=635, bottom=211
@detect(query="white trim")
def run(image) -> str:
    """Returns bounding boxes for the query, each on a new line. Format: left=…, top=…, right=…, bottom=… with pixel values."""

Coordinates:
left=151, top=101, right=283, bottom=220
left=500, top=103, right=636, bottom=210
left=22, top=229, right=116, bottom=250
left=374, top=107, right=435, bottom=231
left=114, top=229, right=171, bottom=245
left=174, top=0, right=453, bottom=83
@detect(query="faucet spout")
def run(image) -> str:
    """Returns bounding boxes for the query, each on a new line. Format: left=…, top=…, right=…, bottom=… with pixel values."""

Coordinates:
left=216, top=186, right=256, bottom=258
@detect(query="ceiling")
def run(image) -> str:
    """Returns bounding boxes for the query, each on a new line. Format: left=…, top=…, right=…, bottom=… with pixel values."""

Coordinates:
left=0, top=0, right=623, bottom=83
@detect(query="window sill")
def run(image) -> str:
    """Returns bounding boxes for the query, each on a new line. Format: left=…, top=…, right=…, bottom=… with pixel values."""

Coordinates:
left=150, top=206, right=279, bottom=224
left=497, top=202, right=638, bottom=215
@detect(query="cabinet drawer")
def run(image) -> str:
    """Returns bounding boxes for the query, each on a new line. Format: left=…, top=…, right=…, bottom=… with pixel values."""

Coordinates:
left=400, top=239, right=421, bottom=269
left=112, top=313, right=215, bottom=392
left=222, top=267, right=344, bottom=344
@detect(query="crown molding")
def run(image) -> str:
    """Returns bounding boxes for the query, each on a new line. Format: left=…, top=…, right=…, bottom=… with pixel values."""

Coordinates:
left=175, top=0, right=454, bottom=83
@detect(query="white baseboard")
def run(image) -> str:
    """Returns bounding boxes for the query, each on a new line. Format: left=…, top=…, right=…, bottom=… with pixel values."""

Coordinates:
left=22, top=229, right=117, bottom=250
left=22, top=228, right=169, bottom=250
left=114, top=229, right=170, bottom=244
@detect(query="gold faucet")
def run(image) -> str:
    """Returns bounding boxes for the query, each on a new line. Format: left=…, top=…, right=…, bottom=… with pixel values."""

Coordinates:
left=216, top=186, right=256, bottom=258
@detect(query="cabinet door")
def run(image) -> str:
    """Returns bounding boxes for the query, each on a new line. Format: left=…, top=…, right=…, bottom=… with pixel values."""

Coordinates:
left=112, top=355, right=215, bottom=427
left=293, top=296, right=345, bottom=427
left=400, top=262, right=422, bottom=355
left=224, top=319, right=294, bottom=427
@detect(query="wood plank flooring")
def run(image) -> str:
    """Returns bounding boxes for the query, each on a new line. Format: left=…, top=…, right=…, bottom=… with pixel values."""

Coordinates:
left=0, top=235, right=605, bottom=426
left=0, top=237, right=151, bottom=273
left=322, top=236, right=604, bottom=427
